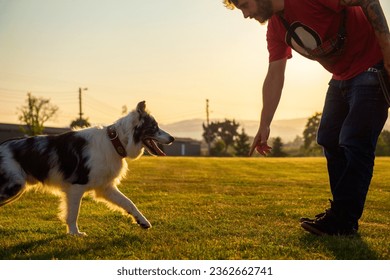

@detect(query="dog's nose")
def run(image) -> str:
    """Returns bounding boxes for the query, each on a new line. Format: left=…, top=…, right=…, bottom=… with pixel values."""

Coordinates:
left=169, top=136, right=175, bottom=143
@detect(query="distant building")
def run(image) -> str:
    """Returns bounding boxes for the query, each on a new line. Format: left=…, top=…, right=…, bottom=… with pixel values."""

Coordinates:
left=0, top=123, right=70, bottom=143
left=164, top=137, right=202, bottom=156
left=0, top=123, right=202, bottom=157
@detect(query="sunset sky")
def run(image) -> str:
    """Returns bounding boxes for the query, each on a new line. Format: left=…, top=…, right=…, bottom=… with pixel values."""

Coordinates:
left=1, top=0, right=390, bottom=129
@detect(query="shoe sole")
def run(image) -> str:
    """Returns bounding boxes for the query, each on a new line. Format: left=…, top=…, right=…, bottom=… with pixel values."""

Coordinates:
left=300, top=222, right=327, bottom=236
left=299, top=217, right=314, bottom=223
left=301, top=222, right=358, bottom=236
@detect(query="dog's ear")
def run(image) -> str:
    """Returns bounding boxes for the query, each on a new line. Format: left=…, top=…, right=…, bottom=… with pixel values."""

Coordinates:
left=136, top=101, right=146, bottom=116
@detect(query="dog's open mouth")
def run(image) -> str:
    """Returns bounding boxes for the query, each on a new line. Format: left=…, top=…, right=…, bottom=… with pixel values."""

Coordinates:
left=142, top=138, right=166, bottom=156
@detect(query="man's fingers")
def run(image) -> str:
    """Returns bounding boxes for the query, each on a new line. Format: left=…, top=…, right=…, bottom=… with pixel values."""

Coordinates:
left=249, top=142, right=258, bottom=156
left=256, top=143, right=272, bottom=156
left=249, top=141, right=272, bottom=157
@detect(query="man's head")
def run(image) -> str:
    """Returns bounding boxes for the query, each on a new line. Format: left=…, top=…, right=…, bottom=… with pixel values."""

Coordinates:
left=223, top=0, right=275, bottom=24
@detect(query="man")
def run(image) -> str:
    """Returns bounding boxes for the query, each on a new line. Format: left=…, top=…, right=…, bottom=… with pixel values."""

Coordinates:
left=223, top=0, right=390, bottom=236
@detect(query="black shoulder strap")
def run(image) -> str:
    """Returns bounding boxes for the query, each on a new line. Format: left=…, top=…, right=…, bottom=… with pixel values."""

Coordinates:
left=278, top=14, right=290, bottom=30
left=278, top=15, right=306, bottom=50
left=278, top=9, right=347, bottom=50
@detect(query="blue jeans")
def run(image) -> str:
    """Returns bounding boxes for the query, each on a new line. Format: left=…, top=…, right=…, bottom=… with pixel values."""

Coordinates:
left=317, top=62, right=388, bottom=224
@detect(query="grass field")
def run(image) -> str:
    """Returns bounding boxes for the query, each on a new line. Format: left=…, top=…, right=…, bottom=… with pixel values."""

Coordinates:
left=0, top=157, right=389, bottom=260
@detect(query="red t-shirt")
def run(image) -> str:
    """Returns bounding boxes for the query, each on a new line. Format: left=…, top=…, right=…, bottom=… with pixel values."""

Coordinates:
left=267, top=0, right=382, bottom=80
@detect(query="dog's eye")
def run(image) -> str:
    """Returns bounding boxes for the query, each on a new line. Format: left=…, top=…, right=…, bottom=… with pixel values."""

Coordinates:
left=149, top=123, right=157, bottom=131
left=147, top=126, right=158, bottom=134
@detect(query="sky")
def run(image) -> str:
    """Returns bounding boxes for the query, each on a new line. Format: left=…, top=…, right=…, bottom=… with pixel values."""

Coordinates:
left=1, top=0, right=390, bottom=129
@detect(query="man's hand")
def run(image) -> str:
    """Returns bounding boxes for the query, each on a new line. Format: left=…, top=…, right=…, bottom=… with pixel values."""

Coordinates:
left=249, top=126, right=271, bottom=156
left=250, top=141, right=272, bottom=156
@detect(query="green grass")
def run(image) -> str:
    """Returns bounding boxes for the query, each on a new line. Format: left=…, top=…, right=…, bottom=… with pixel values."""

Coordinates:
left=0, top=157, right=389, bottom=260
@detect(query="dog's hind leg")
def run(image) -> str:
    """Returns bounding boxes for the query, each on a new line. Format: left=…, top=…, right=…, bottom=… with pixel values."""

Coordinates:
left=62, top=186, right=87, bottom=236
left=96, top=185, right=151, bottom=229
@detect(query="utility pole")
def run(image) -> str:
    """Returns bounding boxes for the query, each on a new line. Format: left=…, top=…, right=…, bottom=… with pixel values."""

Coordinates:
left=78, top=87, right=88, bottom=120
left=206, top=99, right=210, bottom=127
left=206, top=99, right=211, bottom=156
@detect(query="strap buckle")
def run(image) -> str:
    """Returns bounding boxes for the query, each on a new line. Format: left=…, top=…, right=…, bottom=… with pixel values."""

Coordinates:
left=367, top=67, right=379, bottom=73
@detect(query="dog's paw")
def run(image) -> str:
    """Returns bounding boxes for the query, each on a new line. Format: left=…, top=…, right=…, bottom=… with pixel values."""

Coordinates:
left=136, top=219, right=152, bottom=229
left=68, top=231, right=88, bottom=237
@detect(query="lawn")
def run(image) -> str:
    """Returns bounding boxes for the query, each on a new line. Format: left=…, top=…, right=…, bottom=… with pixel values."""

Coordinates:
left=0, top=157, right=389, bottom=260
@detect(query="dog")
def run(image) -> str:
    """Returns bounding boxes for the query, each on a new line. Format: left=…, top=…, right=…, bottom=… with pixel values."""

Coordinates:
left=0, top=101, right=174, bottom=235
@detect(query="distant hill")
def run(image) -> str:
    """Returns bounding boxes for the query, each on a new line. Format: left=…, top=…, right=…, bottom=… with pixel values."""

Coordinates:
left=160, top=117, right=390, bottom=143
left=160, top=118, right=308, bottom=142
left=240, top=118, right=307, bottom=142
left=160, top=119, right=205, bottom=141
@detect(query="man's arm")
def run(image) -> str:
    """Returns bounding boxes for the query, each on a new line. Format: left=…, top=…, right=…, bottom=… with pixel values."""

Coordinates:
left=340, top=0, right=390, bottom=73
left=249, top=58, right=287, bottom=156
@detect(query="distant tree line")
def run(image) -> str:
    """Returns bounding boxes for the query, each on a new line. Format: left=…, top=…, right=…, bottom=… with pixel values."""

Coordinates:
left=17, top=93, right=390, bottom=157
left=203, top=112, right=390, bottom=157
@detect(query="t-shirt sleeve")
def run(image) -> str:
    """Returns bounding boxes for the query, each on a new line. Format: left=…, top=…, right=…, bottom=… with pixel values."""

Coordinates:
left=267, top=17, right=292, bottom=63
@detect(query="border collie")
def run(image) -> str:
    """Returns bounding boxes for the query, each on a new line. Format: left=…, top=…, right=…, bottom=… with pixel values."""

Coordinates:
left=0, top=101, right=174, bottom=235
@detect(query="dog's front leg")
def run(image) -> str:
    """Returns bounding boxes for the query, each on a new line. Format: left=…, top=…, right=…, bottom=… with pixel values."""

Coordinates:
left=98, top=186, right=151, bottom=229
left=63, top=186, right=87, bottom=236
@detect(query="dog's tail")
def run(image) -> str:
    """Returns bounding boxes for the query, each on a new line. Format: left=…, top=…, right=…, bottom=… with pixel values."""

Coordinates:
left=0, top=182, right=26, bottom=207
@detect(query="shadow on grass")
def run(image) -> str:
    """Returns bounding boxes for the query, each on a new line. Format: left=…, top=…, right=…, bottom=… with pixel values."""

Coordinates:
left=299, top=233, right=380, bottom=260
left=0, top=227, right=144, bottom=260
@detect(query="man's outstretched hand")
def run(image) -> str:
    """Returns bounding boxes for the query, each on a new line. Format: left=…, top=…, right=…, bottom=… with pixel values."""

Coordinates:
left=249, top=141, right=272, bottom=156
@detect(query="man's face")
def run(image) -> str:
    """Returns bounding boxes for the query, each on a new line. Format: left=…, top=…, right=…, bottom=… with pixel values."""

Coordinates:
left=235, top=0, right=274, bottom=24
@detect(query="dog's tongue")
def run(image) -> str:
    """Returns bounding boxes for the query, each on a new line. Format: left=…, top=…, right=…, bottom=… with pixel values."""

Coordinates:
left=150, top=140, right=166, bottom=156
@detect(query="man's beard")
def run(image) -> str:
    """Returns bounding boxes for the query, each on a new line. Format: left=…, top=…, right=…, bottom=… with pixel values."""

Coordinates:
left=256, top=0, right=273, bottom=23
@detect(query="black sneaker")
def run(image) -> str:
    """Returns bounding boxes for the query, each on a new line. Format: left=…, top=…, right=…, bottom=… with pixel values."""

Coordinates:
left=300, top=204, right=358, bottom=236
left=301, top=221, right=357, bottom=236
left=299, top=212, right=325, bottom=223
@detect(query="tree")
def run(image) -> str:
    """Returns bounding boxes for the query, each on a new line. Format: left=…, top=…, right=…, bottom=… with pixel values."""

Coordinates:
left=202, top=122, right=217, bottom=155
left=210, top=139, right=226, bottom=156
left=70, top=118, right=91, bottom=129
left=376, top=130, right=390, bottom=156
left=202, top=119, right=240, bottom=156
left=302, top=112, right=323, bottom=156
left=270, top=137, right=287, bottom=157
left=234, top=128, right=251, bottom=156
left=218, top=119, right=240, bottom=154
left=18, top=93, right=59, bottom=136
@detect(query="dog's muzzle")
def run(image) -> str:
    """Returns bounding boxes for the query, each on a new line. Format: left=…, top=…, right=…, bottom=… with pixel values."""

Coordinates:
left=142, top=132, right=174, bottom=156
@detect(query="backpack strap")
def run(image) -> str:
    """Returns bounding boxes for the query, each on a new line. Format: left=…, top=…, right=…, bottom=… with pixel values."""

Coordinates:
left=278, top=14, right=306, bottom=50
left=279, top=9, right=347, bottom=56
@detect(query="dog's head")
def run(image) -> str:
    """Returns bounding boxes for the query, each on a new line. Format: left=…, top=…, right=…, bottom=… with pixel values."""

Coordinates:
left=132, top=101, right=174, bottom=156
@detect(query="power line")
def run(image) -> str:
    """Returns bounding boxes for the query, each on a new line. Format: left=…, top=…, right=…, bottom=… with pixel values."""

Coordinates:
left=0, top=87, right=76, bottom=95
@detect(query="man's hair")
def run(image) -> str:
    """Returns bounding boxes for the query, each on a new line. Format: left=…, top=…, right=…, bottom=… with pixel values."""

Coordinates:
left=223, top=0, right=238, bottom=9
